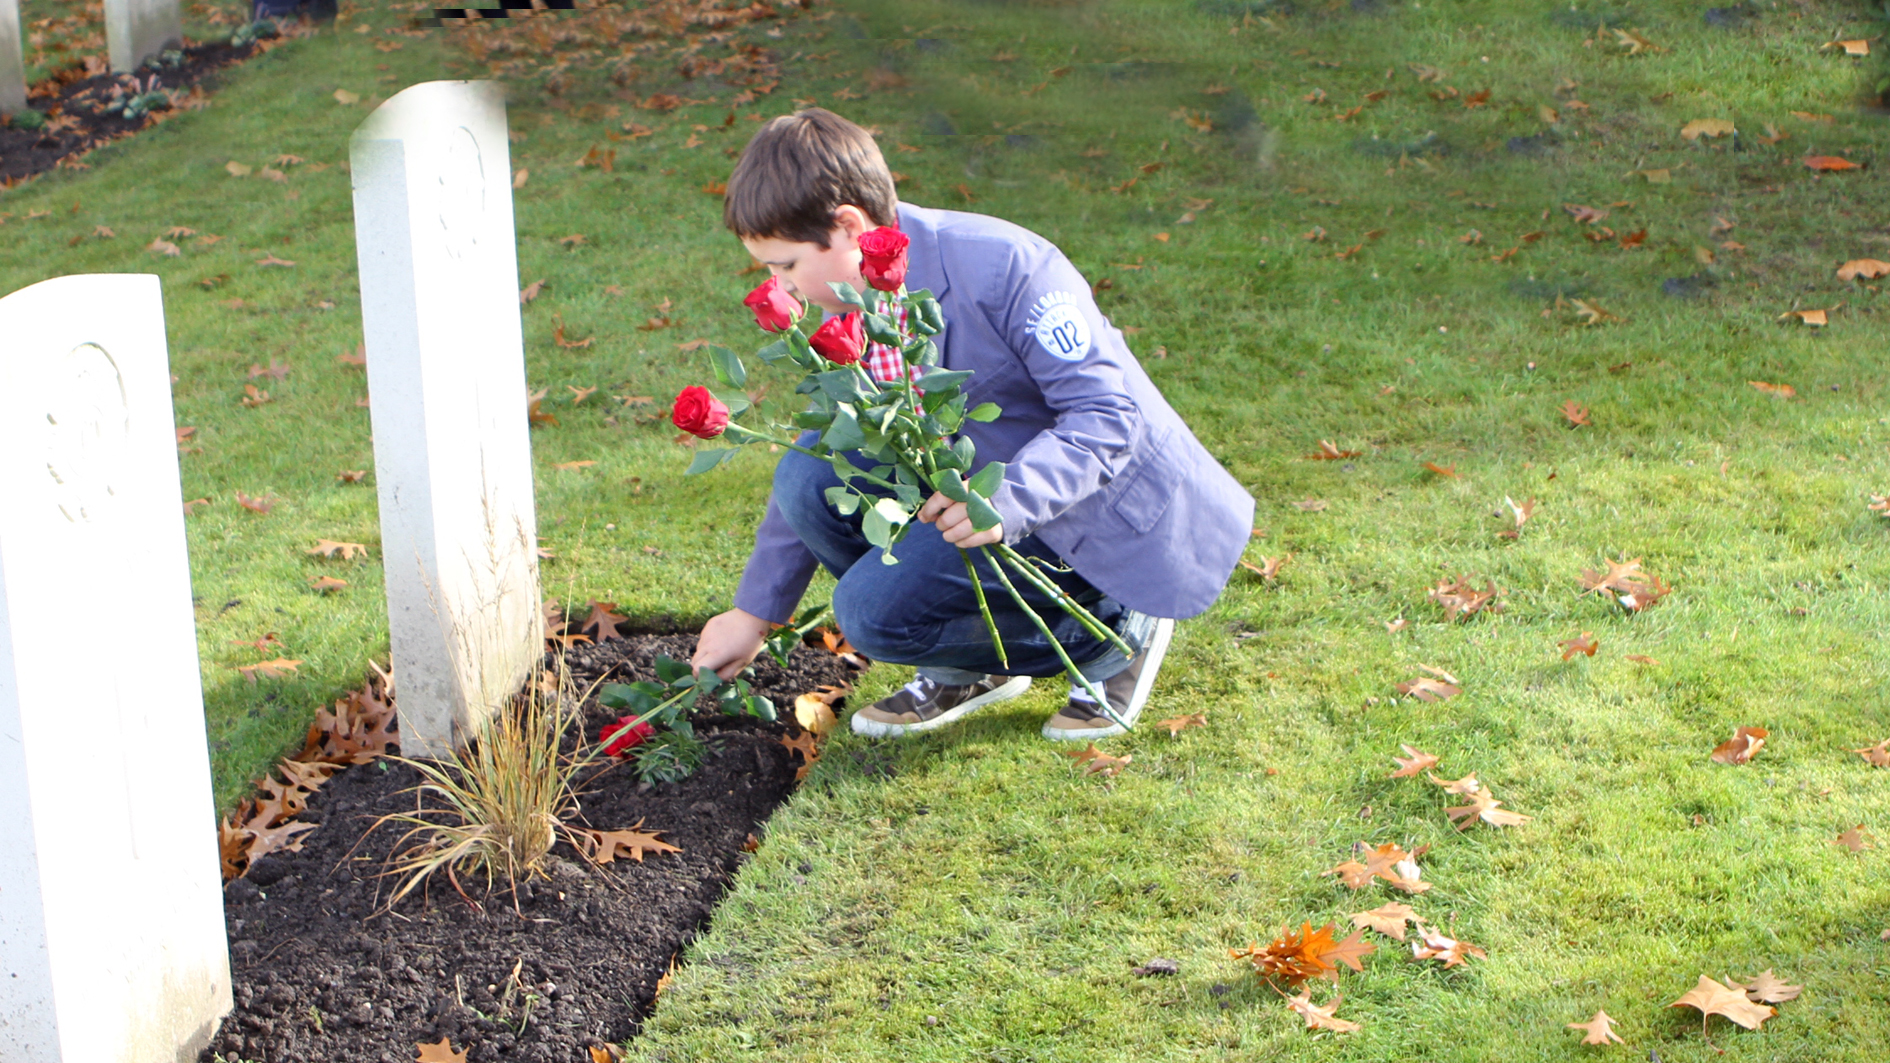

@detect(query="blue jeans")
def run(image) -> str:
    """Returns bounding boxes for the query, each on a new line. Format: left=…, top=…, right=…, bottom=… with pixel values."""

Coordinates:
left=772, top=438, right=1130, bottom=682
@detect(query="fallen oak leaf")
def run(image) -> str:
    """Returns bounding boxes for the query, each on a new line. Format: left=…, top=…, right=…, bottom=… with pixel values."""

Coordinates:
left=580, top=601, right=627, bottom=641
left=1559, top=633, right=1598, bottom=659
left=1680, top=118, right=1735, bottom=140
left=779, top=730, right=819, bottom=762
left=1240, top=554, right=1292, bottom=582
left=1561, top=400, right=1590, bottom=426
left=1838, top=259, right=1890, bottom=281
left=1084, top=752, right=1133, bottom=777
left=574, top=821, right=682, bottom=864
left=1749, top=380, right=1799, bottom=396
left=1156, top=713, right=1208, bottom=736
left=566, top=384, right=598, bottom=404
left=309, top=576, right=349, bottom=593
left=414, top=1037, right=468, bottom=1063
left=1061, top=742, right=1106, bottom=765
left=1624, top=654, right=1661, bottom=665
left=1305, top=439, right=1362, bottom=460
left=1285, top=989, right=1361, bottom=1033
left=1733, top=969, right=1803, bottom=1004
left=520, top=279, right=546, bottom=304
left=1422, top=461, right=1459, bottom=478
left=235, top=490, right=276, bottom=513
left=255, top=254, right=296, bottom=268
left=1710, top=726, right=1768, bottom=765
left=1803, top=155, right=1861, bottom=171
left=793, top=683, right=850, bottom=736
left=1445, top=789, right=1531, bottom=830
left=1349, top=901, right=1416, bottom=940
left=239, top=384, right=271, bottom=407
left=551, top=460, right=597, bottom=471
left=1428, top=771, right=1480, bottom=795
left=338, top=469, right=367, bottom=483
left=1833, top=824, right=1875, bottom=853
left=1670, top=975, right=1775, bottom=1035
left=1388, top=744, right=1439, bottom=778
left=1497, top=496, right=1536, bottom=539
left=1851, top=739, right=1890, bottom=767
left=1567, top=1011, right=1624, bottom=1046
left=236, top=657, right=302, bottom=682
left=1410, top=924, right=1486, bottom=967
left=306, top=539, right=367, bottom=559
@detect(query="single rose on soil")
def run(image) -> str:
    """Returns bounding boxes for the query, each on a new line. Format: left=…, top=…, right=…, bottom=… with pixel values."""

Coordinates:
left=809, top=311, right=865, bottom=365
left=671, top=385, right=730, bottom=438
left=858, top=226, right=910, bottom=291
left=600, top=716, right=657, bottom=757
left=743, top=275, right=802, bottom=332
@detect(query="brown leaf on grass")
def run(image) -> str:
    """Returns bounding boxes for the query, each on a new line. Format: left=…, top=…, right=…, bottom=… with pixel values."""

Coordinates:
left=1851, top=740, right=1890, bottom=767
left=551, top=460, right=596, bottom=470
left=1833, top=824, right=1875, bottom=853
left=1561, top=400, right=1591, bottom=426
left=1397, top=675, right=1461, bottom=702
left=1825, top=38, right=1871, bottom=56
left=1303, top=225, right=1328, bottom=242
left=1458, top=229, right=1484, bottom=245
left=231, top=632, right=283, bottom=652
left=1462, top=88, right=1491, bottom=108
left=338, top=345, right=367, bottom=367
left=1733, top=970, right=1803, bottom=1004
left=1624, top=654, right=1661, bottom=665
left=1428, top=771, right=1480, bottom=795
left=566, top=384, right=598, bottom=404
left=184, top=498, right=211, bottom=516
left=1231, top=923, right=1376, bottom=984
left=1445, top=789, right=1531, bottom=830
left=307, top=539, right=367, bottom=559
left=1579, top=556, right=1671, bottom=611
left=415, top=1037, right=468, bottom=1063
left=1061, top=742, right=1106, bottom=765
left=1681, top=118, right=1735, bottom=140
left=1384, top=617, right=1408, bottom=633
left=148, top=238, right=181, bottom=256
left=1285, top=990, right=1362, bottom=1033
left=236, top=657, right=302, bottom=683
left=1803, top=155, right=1861, bottom=172
left=1305, top=439, right=1362, bottom=460
left=580, top=601, right=627, bottom=642
left=1709, top=726, right=1768, bottom=766
left=338, top=469, right=367, bottom=483
left=235, top=490, right=276, bottom=513
left=1084, top=752, right=1134, bottom=777
left=1350, top=902, right=1417, bottom=940
left=1618, top=228, right=1648, bottom=249
left=1293, top=499, right=1329, bottom=512
left=794, top=684, right=850, bottom=736
left=1428, top=577, right=1503, bottom=621
left=255, top=254, right=296, bottom=268
left=1156, top=713, right=1208, bottom=736
left=575, top=821, right=682, bottom=865
left=1422, top=461, right=1458, bottom=478
left=309, top=576, right=348, bottom=593
left=248, top=358, right=290, bottom=381
left=1388, top=744, right=1439, bottom=778
left=1497, top=496, right=1536, bottom=540
left=1569, top=298, right=1620, bottom=325
left=240, top=384, right=271, bottom=407
left=520, top=279, right=546, bottom=304
left=226, top=161, right=253, bottom=177
left=1567, top=1011, right=1624, bottom=1045
left=527, top=390, right=560, bottom=427
left=1411, top=924, right=1487, bottom=967
left=1778, top=305, right=1831, bottom=327
left=1240, top=555, right=1292, bottom=582
left=1670, top=975, right=1775, bottom=1034
left=1559, top=633, right=1598, bottom=660
left=1838, top=259, right=1890, bottom=281
left=1564, top=203, right=1609, bottom=224
left=1614, top=27, right=1663, bottom=54
left=512, top=168, right=529, bottom=189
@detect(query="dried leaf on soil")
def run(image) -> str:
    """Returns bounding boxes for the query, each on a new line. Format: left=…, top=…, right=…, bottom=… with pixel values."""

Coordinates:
left=779, top=730, right=819, bottom=764
left=793, top=684, right=849, bottom=736
left=1388, top=744, right=1439, bottom=778
left=574, top=821, right=682, bottom=865
left=1709, top=726, right=1768, bottom=766
left=1232, top=922, right=1376, bottom=984
left=1670, top=975, right=1775, bottom=1034
left=415, top=1038, right=468, bottom=1063
left=580, top=601, right=627, bottom=642
left=1567, top=1010, right=1624, bottom=1045
left=1349, top=902, right=1416, bottom=941
left=1445, top=789, right=1531, bottom=830
left=1285, top=989, right=1361, bottom=1033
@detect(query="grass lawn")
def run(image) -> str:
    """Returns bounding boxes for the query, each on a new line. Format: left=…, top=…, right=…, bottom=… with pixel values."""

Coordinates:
left=8, top=0, right=1890, bottom=1058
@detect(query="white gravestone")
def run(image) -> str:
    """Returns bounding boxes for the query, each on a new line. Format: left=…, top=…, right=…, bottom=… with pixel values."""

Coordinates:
left=1, top=0, right=26, bottom=116
left=0, top=275, right=231, bottom=1063
left=104, top=0, right=181, bottom=75
left=350, top=81, right=544, bottom=758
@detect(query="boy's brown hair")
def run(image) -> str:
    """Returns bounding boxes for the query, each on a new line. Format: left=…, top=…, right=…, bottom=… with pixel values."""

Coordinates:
left=723, top=108, right=898, bottom=247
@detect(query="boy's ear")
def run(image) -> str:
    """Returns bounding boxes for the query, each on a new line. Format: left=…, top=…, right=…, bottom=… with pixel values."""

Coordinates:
left=831, top=204, right=873, bottom=245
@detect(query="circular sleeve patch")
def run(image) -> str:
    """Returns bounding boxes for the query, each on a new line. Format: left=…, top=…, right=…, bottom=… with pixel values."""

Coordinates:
left=1029, top=293, right=1093, bottom=362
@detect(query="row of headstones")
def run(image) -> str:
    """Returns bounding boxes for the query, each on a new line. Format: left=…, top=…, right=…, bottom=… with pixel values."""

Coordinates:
left=1, top=83, right=543, bottom=1062
left=1, top=0, right=184, bottom=115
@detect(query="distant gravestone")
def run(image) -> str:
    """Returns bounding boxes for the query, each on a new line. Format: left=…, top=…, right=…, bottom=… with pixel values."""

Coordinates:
left=103, top=0, right=181, bottom=74
left=1, top=0, right=26, bottom=115
left=0, top=275, right=231, bottom=1062
left=350, top=81, right=544, bottom=758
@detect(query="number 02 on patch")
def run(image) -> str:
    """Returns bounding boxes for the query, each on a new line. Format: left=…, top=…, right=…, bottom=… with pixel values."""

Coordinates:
left=1028, top=292, right=1093, bottom=361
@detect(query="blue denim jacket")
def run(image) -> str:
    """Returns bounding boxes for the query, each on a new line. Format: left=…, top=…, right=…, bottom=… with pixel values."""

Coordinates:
left=733, top=203, right=1254, bottom=622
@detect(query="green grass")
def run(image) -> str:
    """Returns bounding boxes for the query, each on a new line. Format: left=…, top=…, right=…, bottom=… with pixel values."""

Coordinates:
left=8, top=0, right=1890, bottom=1059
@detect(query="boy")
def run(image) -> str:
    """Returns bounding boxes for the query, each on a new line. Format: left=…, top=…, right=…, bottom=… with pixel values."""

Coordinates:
left=690, top=108, right=1253, bottom=740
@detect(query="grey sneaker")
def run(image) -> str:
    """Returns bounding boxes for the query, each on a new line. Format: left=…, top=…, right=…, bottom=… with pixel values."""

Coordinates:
left=850, top=674, right=1033, bottom=738
left=1042, top=617, right=1174, bottom=740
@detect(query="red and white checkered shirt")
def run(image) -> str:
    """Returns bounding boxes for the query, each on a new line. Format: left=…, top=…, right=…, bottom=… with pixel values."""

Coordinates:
left=862, top=298, right=918, bottom=386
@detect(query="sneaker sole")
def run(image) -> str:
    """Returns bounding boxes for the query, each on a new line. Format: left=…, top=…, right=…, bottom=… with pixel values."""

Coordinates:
left=850, top=675, right=1034, bottom=739
left=1042, top=617, right=1175, bottom=741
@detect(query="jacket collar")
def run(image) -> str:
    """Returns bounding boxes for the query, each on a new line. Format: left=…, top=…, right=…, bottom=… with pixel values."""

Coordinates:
left=894, top=202, right=950, bottom=303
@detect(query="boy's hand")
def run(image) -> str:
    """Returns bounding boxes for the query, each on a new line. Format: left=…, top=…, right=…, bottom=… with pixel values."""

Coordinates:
left=691, top=608, right=775, bottom=680
left=918, top=491, right=1004, bottom=548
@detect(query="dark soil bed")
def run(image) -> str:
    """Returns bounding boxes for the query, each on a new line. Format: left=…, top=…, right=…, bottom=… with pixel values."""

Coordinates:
left=2, top=36, right=262, bottom=186
left=202, top=634, right=862, bottom=1063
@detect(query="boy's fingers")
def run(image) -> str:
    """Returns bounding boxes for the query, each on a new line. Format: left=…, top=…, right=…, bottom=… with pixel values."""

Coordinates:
left=918, top=491, right=951, bottom=522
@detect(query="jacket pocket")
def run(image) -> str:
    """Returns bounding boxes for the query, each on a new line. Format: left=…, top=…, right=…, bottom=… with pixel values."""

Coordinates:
left=1108, top=425, right=1177, bottom=534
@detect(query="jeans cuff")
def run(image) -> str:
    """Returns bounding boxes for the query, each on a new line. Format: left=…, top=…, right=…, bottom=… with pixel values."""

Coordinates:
left=918, top=665, right=990, bottom=686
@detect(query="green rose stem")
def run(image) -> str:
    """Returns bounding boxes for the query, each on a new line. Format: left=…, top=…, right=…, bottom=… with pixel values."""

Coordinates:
left=979, top=547, right=1130, bottom=730
left=990, top=543, right=1135, bottom=660
left=961, top=549, right=1010, bottom=669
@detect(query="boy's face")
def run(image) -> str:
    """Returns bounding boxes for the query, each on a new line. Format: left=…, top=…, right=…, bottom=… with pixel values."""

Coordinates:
left=741, top=204, right=877, bottom=315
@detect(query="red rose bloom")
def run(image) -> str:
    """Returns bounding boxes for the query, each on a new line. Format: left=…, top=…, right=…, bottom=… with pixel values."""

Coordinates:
left=809, top=312, right=865, bottom=366
left=742, top=275, right=802, bottom=333
left=600, top=716, right=656, bottom=758
left=671, top=385, right=730, bottom=439
left=857, top=226, right=910, bottom=292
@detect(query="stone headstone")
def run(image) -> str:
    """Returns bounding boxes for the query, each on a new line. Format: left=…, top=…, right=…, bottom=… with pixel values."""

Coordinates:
left=0, top=274, right=231, bottom=1063
left=1, top=0, right=26, bottom=116
left=350, top=81, right=543, bottom=758
left=104, top=0, right=181, bottom=74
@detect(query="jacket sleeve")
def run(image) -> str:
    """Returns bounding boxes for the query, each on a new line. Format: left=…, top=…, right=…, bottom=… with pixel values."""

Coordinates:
left=731, top=494, right=820, bottom=624
left=976, top=238, right=1143, bottom=543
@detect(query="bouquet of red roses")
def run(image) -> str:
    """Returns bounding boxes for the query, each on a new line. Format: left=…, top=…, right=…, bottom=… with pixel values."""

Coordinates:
left=669, top=228, right=1133, bottom=727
